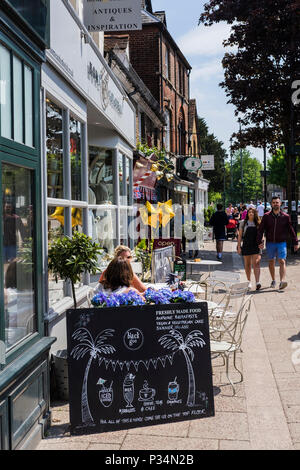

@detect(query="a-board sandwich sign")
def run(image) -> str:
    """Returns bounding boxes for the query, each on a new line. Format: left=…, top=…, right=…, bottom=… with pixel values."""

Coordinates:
left=66, top=302, right=214, bottom=435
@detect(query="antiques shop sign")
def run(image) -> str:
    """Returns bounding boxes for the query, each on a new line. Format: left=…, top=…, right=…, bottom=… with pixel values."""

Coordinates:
left=83, top=0, right=142, bottom=32
left=66, top=303, right=214, bottom=434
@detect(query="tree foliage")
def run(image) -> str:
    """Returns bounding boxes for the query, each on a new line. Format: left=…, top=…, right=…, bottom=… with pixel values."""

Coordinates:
left=226, top=150, right=263, bottom=203
left=198, top=117, right=228, bottom=193
left=48, top=231, right=102, bottom=308
left=267, top=146, right=300, bottom=188
left=199, top=0, right=300, bottom=152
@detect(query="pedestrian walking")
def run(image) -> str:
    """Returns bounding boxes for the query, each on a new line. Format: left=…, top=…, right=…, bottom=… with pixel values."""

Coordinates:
left=237, top=208, right=262, bottom=291
left=209, top=204, right=229, bottom=260
left=247, top=201, right=256, bottom=209
left=257, top=196, right=299, bottom=290
left=226, top=203, right=234, bottom=219
left=241, top=204, right=248, bottom=220
left=257, top=200, right=265, bottom=219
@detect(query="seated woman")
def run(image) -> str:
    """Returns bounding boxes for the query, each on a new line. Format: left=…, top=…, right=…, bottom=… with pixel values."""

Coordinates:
left=99, top=245, right=146, bottom=293
left=96, top=257, right=144, bottom=298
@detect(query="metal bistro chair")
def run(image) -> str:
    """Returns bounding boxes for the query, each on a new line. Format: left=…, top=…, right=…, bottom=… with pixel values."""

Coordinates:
left=210, top=270, right=241, bottom=288
left=210, top=295, right=252, bottom=395
left=208, top=281, right=250, bottom=320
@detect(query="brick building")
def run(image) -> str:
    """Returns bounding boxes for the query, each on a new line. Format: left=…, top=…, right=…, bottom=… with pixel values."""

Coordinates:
left=104, top=0, right=209, bottom=209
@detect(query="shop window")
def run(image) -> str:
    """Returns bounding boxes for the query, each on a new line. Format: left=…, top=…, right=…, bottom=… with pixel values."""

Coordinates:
left=89, top=207, right=116, bottom=256
left=126, top=157, right=131, bottom=206
left=24, top=65, right=33, bottom=147
left=71, top=207, right=83, bottom=234
left=2, top=163, right=36, bottom=349
left=89, top=147, right=113, bottom=205
left=120, top=208, right=128, bottom=245
left=46, top=100, right=63, bottom=199
left=70, top=117, right=82, bottom=201
left=47, top=206, right=64, bottom=306
left=0, top=44, right=34, bottom=146
left=119, top=153, right=127, bottom=206
left=0, top=45, right=12, bottom=139
left=13, top=56, right=23, bottom=143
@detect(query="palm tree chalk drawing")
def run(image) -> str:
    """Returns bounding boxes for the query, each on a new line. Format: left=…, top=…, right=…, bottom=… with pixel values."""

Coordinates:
left=71, top=328, right=115, bottom=426
left=159, top=329, right=206, bottom=407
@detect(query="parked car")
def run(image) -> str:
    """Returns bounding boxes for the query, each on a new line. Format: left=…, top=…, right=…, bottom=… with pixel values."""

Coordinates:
left=281, top=200, right=288, bottom=213
left=280, top=200, right=300, bottom=214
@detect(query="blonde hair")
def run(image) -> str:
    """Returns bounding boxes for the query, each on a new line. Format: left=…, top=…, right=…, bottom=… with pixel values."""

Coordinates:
left=114, top=245, right=131, bottom=258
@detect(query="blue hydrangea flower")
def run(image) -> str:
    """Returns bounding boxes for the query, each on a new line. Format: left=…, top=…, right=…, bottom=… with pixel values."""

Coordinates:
left=91, top=291, right=109, bottom=307
left=170, top=290, right=195, bottom=303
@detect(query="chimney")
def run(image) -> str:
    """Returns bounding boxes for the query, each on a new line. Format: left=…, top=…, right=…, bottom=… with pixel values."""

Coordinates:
left=141, top=0, right=153, bottom=13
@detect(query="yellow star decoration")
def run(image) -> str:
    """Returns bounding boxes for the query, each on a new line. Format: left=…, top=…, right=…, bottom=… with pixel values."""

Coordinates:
left=140, top=200, right=175, bottom=229
left=50, top=207, right=82, bottom=227
left=158, top=200, right=175, bottom=227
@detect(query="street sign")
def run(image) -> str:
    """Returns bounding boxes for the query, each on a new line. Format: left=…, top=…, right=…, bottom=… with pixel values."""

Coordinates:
left=67, top=303, right=214, bottom=434
left=201, top=155, right=214, bottom=170
left=183, top=157, right=202, bottom=171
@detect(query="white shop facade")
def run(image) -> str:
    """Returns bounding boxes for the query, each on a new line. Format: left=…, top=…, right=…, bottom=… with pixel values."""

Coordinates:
left=41, top=0, right=135, bottom=351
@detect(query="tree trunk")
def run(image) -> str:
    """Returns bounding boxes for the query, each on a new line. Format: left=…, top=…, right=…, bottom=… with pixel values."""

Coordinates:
left=81, top=355, right=94, bottom=426
left=71, top=281, right=77, bottom=309
left=183, top=350, right=196, bottom=407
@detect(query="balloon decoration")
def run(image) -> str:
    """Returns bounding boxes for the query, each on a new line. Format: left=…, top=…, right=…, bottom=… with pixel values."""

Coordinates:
left=50, top=207, right=82, bottom=227
left=139, top=200, right=175, bottom=229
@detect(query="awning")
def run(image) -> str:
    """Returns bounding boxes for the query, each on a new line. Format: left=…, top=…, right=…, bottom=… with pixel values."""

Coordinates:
left=133, top=156, right=157, bottom=189
left=173, top=176, right=195, bottom=188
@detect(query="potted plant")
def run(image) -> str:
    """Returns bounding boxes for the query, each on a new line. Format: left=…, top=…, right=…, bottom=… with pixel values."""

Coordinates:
left=48, top=231, right=102, bottom=308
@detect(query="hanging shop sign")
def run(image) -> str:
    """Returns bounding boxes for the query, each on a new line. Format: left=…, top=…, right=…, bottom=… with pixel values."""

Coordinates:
left=66, top=302, right=214, bottom=434
left=83, top=0, right=142, bottom=32
left=201, top=155, right=215, bottom=171
left=183, top=158, right=202, bottom=171
left=47, top=0, right=135, bottom=145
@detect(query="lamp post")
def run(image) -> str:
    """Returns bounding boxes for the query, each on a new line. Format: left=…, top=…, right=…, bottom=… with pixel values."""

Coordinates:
left=239, top=119, right=244, bottom=202
left=230, top=137, right=233, bottom=195
left=263, top=120, right=267, bottom=210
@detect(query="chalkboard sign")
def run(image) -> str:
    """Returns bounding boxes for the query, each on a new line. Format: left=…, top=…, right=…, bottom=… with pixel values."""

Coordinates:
left=151, top=246, right=174, bottom=283
left=66, top=302, right=214, bottom=435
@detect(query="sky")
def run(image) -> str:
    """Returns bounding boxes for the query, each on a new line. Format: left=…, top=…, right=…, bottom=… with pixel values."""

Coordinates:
left=151, top=0, right=264, bottom=164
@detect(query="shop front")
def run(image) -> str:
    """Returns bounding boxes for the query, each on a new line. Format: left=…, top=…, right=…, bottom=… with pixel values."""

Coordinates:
left=42, top=0, right=135, bottom=354
left=0, top=0, right=56, bottom=450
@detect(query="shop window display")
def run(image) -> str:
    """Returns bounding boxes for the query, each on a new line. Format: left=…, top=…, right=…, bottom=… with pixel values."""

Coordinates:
left=48, top=206, right=64, bottom=305
left=89, top=147, right=113, bottom=205
left=2, top=163, right=36, bottom=349
left=70, top=117, right=82, bottom=201
left=46, top=100, right=63, bottom=199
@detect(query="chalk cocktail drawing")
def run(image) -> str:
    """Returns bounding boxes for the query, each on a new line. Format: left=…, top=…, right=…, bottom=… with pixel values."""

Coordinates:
left=71, top=328, right=116, bottom=426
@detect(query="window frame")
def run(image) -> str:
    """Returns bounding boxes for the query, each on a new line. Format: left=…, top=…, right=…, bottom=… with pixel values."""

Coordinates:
left=0, top=34, right=42, bottom=370
left=0, top=33, right=39, bottom=157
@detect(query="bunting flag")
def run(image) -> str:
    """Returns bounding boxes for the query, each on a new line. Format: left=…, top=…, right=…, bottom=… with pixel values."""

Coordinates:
left=94, top=352, right=176, bottom=374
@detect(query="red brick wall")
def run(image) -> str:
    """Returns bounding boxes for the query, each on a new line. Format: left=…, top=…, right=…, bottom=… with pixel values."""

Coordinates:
left=105, top=25, right=190, bottom=155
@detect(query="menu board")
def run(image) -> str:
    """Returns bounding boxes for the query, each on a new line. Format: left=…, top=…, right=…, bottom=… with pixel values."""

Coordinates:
left=66, top=302, right=214, bottom=435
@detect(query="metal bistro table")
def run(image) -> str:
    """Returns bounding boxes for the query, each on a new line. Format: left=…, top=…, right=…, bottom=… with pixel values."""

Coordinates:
left=186, top=260, right=222, bottom=278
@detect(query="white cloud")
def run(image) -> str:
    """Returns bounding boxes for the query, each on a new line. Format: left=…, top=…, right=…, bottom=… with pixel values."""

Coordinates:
left=178, top=22, right=233, bottom=57
left=190, top=59, right=224, bottom=82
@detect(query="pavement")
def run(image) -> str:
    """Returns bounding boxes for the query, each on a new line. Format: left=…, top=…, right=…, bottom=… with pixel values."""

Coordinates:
left=36, top=239, right=300, bottom=450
